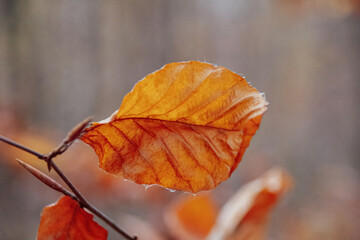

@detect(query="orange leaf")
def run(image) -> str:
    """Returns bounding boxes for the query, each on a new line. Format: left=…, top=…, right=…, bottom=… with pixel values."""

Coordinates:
left=38, top=196, right=107, bottom=240
left=207, top=168, right=292, bottom=240
left=164, top=194, right=218, bottom=240
left=81, top=61, right=268, bottom=193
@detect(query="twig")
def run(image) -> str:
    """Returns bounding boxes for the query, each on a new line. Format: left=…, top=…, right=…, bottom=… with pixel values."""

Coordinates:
left=0, top=135, right=46, bottom=160
left=0, top=117, right=137, bottom=240
left=49, top=160, right=136, bottom=239
left=16, top=158, right=77, bottom=200
left=45, top=117, right=92, bottom=171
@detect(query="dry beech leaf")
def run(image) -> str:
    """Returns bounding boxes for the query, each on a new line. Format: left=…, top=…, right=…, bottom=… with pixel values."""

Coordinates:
left=81, top=61, right=268, bottom=193
left=164, top=194, right=218, bottom=240
left=38, top=196, right=107, bottom=240
left=207, top=168, right=292, bottom=240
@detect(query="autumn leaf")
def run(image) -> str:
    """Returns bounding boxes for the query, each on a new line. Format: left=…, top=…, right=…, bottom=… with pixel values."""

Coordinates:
left=164, top=194, right=218, bottom=240
left=38, top=196, right=107, bottom=240
left=207, top=168, right=292, bottom=240
left=163, top=168, right=291, bottom=240
left=81, top=61, right=268, bottom=193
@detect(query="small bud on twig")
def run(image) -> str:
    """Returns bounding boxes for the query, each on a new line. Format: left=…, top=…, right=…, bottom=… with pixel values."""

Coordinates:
left=46, top=116, right=93, bottom=171
left=16, top=158, right=76, bottom=200
left=64, top=116, right=93, bottom=145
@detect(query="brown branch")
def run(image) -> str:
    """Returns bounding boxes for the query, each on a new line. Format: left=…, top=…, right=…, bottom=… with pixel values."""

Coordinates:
left=45, top=117, right=93, bottom=171
left=0, top=117, right=137, bottom=240
left=16, top=158, right=77, bottom=200
left=0, top=135, right=46, bottom=160
left=48, top=159, right=136, bottom=239
left=48, top=117, right=93, bottom=159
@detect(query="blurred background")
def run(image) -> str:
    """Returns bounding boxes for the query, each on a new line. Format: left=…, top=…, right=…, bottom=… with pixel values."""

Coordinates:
left=0, top=0, right=359, bottom=239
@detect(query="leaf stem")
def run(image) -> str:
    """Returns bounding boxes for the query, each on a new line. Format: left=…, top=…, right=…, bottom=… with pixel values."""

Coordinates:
left=0, top=127, right=137, bottom=240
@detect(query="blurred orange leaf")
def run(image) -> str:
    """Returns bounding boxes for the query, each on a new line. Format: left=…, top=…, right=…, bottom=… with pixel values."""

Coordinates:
left=38, top=196, right=107, bottom=240
left=81, top=61, right=267, bottom=193
left=164, top=194, right=218, bottom=240
left=207, top=168, right=292, bottom=240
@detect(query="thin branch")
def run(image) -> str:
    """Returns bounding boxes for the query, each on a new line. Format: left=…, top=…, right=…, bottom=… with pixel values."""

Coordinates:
left=0, top=117, right=137, bottom=240
left=48, top=117, right=93, bottom=160
left=16, top=158, right=77, bottom=200
left=48, top=160, right=136, bottom=239
left=0, top=135, right=46, bottom=160
left=16, top=158, right=136, bottom=240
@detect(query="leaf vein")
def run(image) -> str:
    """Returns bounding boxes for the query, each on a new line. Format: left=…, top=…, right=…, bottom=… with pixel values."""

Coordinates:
left=108, top=123, right=161, bottom=183
left=93, top=130, right=125, bottom=174
left=232, top=107, right=264, bottom=130
left=161, top=121, right=217, bottom=187
left=189, top=125, right=232, bottom=170
left=136, top=64, right=188, bottom=116
left=151, top=68, right=216, bottom=117
left=133, top=119, right=194, bottom=192
left=205, top=95, right=257, bottom=126
left=179, top=80, right=241, bottom=120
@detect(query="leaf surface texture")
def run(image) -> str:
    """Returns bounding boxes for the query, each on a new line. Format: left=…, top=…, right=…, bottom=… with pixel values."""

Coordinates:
left=81, top=61, right=268, bottom=193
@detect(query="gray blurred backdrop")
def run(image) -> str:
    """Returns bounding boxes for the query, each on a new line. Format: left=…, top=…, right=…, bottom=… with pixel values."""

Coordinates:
left=0, top=0, right=359, bottom=239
